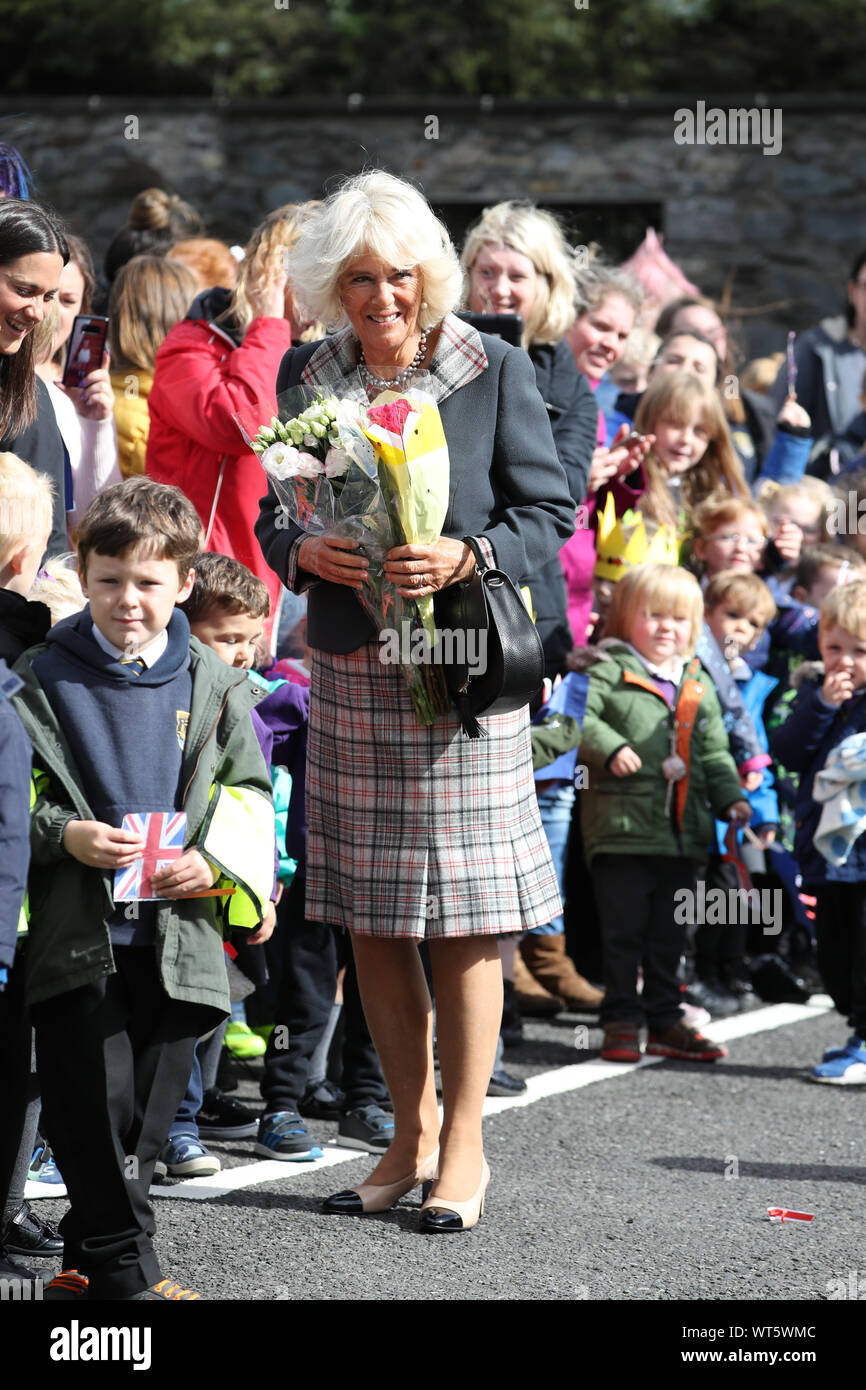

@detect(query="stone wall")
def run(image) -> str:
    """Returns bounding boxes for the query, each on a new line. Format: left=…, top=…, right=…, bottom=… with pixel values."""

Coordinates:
left=2, top=94, right=865, bottom=358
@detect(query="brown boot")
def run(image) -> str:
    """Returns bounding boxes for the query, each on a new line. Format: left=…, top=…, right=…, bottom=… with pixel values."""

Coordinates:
left=512, top=949, right=564, bottom=1016
left=520, top=934, right=604, bottom=1011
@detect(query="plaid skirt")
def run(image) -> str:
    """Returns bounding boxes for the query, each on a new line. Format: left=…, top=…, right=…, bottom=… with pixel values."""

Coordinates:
left=305, top=641, right=562, bottom=940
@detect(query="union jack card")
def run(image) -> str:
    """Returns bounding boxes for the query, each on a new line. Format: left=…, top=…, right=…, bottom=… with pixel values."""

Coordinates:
left=113, top=811, right=187, bottom=901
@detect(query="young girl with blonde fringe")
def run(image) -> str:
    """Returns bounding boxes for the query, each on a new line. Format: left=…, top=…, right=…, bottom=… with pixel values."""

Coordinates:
left=632, top=371, right=746, bottom=541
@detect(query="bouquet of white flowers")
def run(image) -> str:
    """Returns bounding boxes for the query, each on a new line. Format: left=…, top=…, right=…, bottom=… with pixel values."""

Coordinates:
left=237, top=379, right=453, bottom=726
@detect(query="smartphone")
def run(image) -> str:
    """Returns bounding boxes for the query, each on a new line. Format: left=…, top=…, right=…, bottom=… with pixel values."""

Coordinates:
left=455, top=311, right=523, bottom=348
left=62, top=314, right=109, bottom=388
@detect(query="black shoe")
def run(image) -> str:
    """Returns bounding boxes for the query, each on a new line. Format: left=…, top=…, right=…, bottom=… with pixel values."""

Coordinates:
left=2, top=1201, right=64, bottom=1257
left=298, top=1078, right=346, bottom=1121
left=750, top=954, right=811, bottom=1004
left=195, top=1087, right=259, bottom=1139
left=720, top=975, right=762, bottom=1010
left=0, top=1247, right=40, bottom=1283
left=336, top=1103, right=395, bottom=1153
left=683, top=979, right=740, bottom=1019
left=487, top=1068, right=527, bottom=1098
left=500, top=980, right=524, bottom=1048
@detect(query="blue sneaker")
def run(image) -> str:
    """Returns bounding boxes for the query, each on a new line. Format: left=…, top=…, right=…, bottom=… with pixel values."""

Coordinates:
left=811, top=1037, right=866, bottom=1084
left=255, top=1110, right=323, bottom=1161
left=159, top=1134, right=221, bottom=1177
left=26, top=1143, right=67, bottom=1199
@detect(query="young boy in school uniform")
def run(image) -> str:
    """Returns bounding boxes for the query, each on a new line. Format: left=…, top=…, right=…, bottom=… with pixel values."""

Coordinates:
left=12, top=477, right=274, bottom=1300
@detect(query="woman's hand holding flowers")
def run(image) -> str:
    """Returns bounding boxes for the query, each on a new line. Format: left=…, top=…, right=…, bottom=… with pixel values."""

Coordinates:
left=298, top=534, right=369, bottom=590
left=384, top=538, right=475, bottom=597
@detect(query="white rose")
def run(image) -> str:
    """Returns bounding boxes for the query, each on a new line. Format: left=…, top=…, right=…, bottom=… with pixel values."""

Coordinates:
left=261, top=442, right=301, bottom=479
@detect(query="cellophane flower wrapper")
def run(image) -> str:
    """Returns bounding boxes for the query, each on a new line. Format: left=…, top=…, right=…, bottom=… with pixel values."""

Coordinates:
left=356, top=374, right=452, bottom=725
left=236, top=374, right=452, bottom=726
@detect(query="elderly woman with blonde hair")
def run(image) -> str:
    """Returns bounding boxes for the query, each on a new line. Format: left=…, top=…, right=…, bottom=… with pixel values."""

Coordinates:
left=256, top=171, right=574, bottom=1233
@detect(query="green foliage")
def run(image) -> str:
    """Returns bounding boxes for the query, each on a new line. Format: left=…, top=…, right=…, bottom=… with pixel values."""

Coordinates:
left=0, top=0, right=863, bottom=97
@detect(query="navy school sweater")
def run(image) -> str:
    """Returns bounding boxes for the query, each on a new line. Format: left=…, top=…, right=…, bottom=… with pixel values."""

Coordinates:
left=31, top=608, right=193, bottom=945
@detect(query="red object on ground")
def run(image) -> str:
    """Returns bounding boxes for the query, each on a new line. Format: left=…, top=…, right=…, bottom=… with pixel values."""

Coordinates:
left=767, top=1207, right=814, bottom=1223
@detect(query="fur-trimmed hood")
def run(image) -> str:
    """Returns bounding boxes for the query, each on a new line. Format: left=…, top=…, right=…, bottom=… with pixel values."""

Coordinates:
left=791, top=659, right=825, bottom=689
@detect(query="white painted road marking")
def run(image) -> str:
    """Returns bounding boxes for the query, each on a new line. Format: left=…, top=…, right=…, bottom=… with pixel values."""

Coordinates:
left=24, top=998, right=833, bottom=1203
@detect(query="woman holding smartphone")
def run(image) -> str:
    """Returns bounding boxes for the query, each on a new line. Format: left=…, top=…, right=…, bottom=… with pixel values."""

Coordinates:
left=33, top=234, right=121, bottom=537
left=0, top=198, right=69, bottom=557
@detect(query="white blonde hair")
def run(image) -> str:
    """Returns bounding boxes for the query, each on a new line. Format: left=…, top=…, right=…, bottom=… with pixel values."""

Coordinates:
left=0, top=451, right=54, bottom=567
left=460, top=201, right=579, bottom=348
left=286, top=171, right=463, bottom=333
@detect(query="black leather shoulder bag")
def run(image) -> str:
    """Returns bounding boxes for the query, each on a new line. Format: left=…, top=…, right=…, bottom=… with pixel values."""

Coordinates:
left=434, top=536, right=544, bottom=738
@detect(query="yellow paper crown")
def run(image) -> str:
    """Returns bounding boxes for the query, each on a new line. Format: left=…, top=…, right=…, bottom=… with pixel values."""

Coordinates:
left=593, top=490, right=679, bottom=581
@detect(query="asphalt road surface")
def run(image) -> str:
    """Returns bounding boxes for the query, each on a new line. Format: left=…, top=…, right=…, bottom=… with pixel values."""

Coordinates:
left=15, top=996, right=863, bottom=1372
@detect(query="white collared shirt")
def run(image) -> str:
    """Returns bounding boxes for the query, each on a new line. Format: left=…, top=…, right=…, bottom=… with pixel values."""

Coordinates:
left=91, top=623, right=168, bottom=668
left=620, top=640, right=686, bottom=687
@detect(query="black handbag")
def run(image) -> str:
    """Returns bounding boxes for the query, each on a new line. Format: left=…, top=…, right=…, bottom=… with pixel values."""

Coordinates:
left=434, top=536, right=544, bottom=738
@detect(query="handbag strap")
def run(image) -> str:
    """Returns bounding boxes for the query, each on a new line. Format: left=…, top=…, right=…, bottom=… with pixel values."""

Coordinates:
left=462, top=535, right=490, bottom=574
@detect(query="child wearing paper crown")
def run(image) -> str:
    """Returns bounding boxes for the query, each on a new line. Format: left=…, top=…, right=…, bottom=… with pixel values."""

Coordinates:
left=769, top=580, right=866, bottom=1083
left=569, top=564, right=749, bottom=1063
left=11, top=477, right=274, bottom=1301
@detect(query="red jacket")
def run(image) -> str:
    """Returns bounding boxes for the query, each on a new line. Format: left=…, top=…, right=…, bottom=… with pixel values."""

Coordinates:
left=146, top=305, right=292, bottom=626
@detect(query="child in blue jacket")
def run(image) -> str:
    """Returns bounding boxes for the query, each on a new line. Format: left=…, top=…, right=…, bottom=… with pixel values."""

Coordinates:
left=770, top=580, right=866, bottom=1082
left=695, top=572, right=779, bottom=1007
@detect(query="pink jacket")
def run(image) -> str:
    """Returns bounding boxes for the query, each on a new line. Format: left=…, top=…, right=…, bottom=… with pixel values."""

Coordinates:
left=560, top=392, right=645, bottom=645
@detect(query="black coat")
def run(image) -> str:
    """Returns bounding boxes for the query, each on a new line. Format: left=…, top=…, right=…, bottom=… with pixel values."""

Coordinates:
left=0, top=589, right=51, bottom=666
left=0, top=377, right=69, bottom=558
left=256, top=329, right=576, bottom=655
left=527, top=341, right=597, bottom=675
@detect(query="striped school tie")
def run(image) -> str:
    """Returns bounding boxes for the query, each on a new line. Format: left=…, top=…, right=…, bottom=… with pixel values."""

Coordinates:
left=120, top=655, right=147, bottom=676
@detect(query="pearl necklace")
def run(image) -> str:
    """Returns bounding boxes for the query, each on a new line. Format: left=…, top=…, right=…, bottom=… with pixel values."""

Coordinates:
left=359, top=330, right=428, bottom=389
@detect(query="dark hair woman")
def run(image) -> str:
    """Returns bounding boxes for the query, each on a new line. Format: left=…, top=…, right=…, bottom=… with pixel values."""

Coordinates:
left=0, top=197, right=70, bottom=556
left=103, top=188, right=204, bottom=285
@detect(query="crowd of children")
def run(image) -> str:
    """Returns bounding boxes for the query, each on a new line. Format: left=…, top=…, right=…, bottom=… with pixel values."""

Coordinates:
left=3, top=147, right=866, bottom=1298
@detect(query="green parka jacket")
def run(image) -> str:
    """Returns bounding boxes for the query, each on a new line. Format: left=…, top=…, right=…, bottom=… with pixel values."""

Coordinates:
left=574, top=643, right=743, bottom=864
left=12, top=636, right=274, bottom=1012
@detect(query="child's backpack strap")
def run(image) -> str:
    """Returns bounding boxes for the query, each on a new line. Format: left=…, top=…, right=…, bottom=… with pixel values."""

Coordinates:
left=674, top=658, right=706, bottom=827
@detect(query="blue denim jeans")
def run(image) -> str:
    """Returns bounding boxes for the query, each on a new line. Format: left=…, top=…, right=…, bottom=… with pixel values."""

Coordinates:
left=529, top=781, right=575, bottom=936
